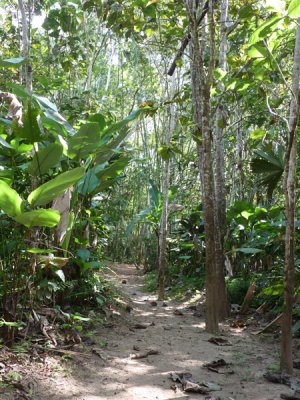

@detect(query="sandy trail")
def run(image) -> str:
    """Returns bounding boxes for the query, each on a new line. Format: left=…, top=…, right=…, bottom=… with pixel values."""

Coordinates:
left=12, top=263, right=297, bottom=400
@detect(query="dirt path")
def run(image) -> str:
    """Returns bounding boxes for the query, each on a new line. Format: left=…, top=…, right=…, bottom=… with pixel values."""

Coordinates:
left=6, top=263, right=297, bottom=400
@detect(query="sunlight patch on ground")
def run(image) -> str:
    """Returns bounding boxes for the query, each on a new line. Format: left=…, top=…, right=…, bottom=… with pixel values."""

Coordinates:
left=190, top=322, right=206, bottom=329
left=126, top=384, right=172, bottom=400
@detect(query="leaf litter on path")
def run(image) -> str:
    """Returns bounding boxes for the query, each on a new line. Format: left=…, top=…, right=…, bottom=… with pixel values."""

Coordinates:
left=203, top=359, right=234, bottom=375
left=208, top=337, right=232, bottom=346
left=130, top=349, right=160, bottom=359
left=264, top=371, right=300, bottom=400
left=203, top=358, right=234, bottom=375
left=169, top=371, right=221, bottom=395
left=132, top=321, right=155, bottom=329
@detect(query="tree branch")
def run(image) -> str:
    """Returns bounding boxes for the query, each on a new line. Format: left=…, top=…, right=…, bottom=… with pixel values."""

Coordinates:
left=167, top=0, right=208, bottom=76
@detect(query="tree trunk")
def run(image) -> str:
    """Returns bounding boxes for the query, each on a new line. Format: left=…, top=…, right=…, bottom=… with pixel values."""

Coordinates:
left=18, top=0, right=32, bottom=93
left=157, top=75, right=177, bottom=300
left=280, top=20, right=300, bottom=375
left=214, top=0, right=229, bottom=319
left=185, top=0, right=219, bottom=333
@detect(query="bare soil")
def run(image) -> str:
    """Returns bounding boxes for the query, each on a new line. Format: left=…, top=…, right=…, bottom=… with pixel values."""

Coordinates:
left=1, top=263, right=298, bottom=400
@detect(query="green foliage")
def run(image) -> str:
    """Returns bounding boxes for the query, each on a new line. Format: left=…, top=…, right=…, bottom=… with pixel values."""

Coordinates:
left=248, top=16, right=282, bottom=46
left=251, top=145, right=284, bottom=198
left=144, top=271, right=157, bottom=292
left=288, top=0, right=300, bottom=18
left=0, top=0, right=299, bottom=352
left=14, top=209, right=61, bottom=228
left=0, top=181, right=23, bottom=217
left=0, top=57, right=26, bottom=67
left=14, top=103, right=43, bottom=143
left=227, top=277, right=250, bottom=305
left=28, top=143, right=63, bottom=176
left=28, top=167, right=85, bottom=206
left=68, top=123, right=101, bottom=159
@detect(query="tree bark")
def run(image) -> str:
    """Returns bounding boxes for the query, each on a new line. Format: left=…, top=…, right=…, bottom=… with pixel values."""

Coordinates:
left=18, top=0, right=32, bottom=93
left=214, top=0, right=229, bottom=319
left=167, top=1, right=208, bottom=76
left=280, top=20, right=300, bottom=375
left=185, top=0, right=219, bottom=333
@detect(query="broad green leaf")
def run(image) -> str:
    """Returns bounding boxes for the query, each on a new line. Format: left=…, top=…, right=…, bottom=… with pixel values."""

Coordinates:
left=13, top=104, right=43, bottom=143
left=33, top=95, right=58, bottom=112
left=288, top=0, right=300, bottom=18
left=241, top=211, right=254, bottom=220
left=5, top=83, right=29, bottom=99
left=95, top=127, right=129, bottom=164
left=293, top=320, right=300, bottom=333
left=95, top=108, right=147, bottom=162
left=88, top=113, right=106, bottom=131
left=76, top=248, right=91, bottom=261
left=28, top=143, right=63, bottom=176
left=239, top=4, right=256, bottom=19
left=178, top=255, right=192, bottom=260
left=255, top=207, right=268, bottom=218
left=248, top=16, right=282, bottom=46
left=101, top=108, right=145, bottom=141
left=0, top=180, right=23, bottom=217
left=10, top=139, right=33, bottom=154
left=247, top=44, right=269, bottom=59
left=41, top=110, right=75, bottom=136
left=94, top=146, right=115, bottom=165
left=0, top=57, right=26, bottom=68
left=28, top=167, right=85, bottom=206
left=0, top=118, right=12, bottom=127
left=95, top=156, right=131, bottom=181
left=82, top=261, right=104, bottom=269
left=158, top=145, right=172, bottom=160
left=26, top=248, right=57, bottom=254
left=261, top=283, right=283, bottom=296
left=0, top=169, right=14, bottom=185
left=250, top=129, right=267, bottom=140
left=33, top=95, right=75, bottom=136
left=0, top=136, right=13, bottom=148
left=236, top=247, right=263, bottom=254
left=77, top=164, right=105, bottom=196
left=149, top=180, right=162, bottom=209
left=14, top=209, right=60, bottom=228
left=68, top=123, right=101, bottom=159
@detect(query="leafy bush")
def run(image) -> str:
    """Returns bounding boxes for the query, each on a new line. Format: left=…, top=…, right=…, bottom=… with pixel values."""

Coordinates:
left=144, top=271, right=157, bottom=292
left=227, top=277, right=250, bottom=305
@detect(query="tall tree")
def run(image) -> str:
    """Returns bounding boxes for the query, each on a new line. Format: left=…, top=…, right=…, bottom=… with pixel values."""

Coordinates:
left=281, top=18, right=300, bottom=375
left=185, top=0, right=219, bottom=332
left=213, top=0, right=229, bottom=319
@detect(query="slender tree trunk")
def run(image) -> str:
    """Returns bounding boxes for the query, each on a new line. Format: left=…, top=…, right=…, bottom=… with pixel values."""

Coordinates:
left=158, top=75, right=177, bottom=300
left=186, top=0, right=219, bottom=333
left=18, top=0, right=32, bottom=93
left=281, top=20, right=300, bottom=375
left=214, top=0, right=229, bottom=319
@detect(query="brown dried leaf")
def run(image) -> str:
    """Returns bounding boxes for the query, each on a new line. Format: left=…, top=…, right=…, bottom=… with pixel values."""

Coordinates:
left=208, top=337, right=232, bottom=346
left=0, top=92, right=23, bottom=127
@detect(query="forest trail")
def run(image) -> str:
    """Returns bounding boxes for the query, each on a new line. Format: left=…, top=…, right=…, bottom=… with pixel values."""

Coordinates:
left=13, top=263, right=296, bottom=400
